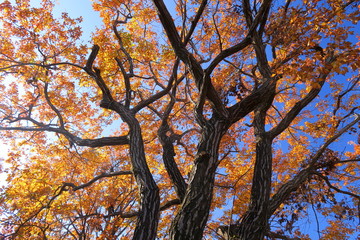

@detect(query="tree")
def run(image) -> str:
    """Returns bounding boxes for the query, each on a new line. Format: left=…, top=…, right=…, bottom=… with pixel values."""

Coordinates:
left=0, top=0, right=359, bottom=239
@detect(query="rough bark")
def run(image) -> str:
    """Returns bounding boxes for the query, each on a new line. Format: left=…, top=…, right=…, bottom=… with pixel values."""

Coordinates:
left=158, top=121, right=188, bottom=201
left=128, top=118, right=160, bottom=240
left=236, top=81, right=275, bottom=239
left=169, top=118, right=229, bottom=240
left=237, top=136, right=273, bottom=239
left=98, top=103, right=160, bottom=240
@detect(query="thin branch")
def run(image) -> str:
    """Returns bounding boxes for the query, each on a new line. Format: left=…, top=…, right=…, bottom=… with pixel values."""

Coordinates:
left=131, top=59, right=180, bottom=113
left=309, top=194, right=322, bottom=239
left=44, top=82, right=65, bottom=127
left=333, top=77, right=360, bottom=116
left=335, top=158, right=360, bottom=164
left=309, top=114, right=360, bottom=167
left=79, top=198, right=181, bottom=220
left=10, top=170, right=132, bottom=237
left=152, top=0, right=228, bottom=118
left=0, top=126, right=129, bottom=147
left=63, top=170, right=133, bottom=191
left=11, top=185, right=68, bottom=237
left=115, top=57, right=133, bottom=108
left=204, top=37, right=252, bottom=78
left=267, top=231, right=301, bottom=240
left=212, top=1, right=223, bottom=51
left=315, top=172, right=360, bottom=199
left=183, top=0, right=208, bottom=46
left=112, top=10, right=135, bottom=109
left=0, top=61, right=83, bottom=72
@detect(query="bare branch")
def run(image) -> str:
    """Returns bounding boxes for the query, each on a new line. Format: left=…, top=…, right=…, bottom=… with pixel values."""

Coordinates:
left=206, top=0, right=273, bottom=77
left=112, top=10, right=135, bottom=109
left=204, top=37, right=252, bottom=79
left=242, top=0, right=253, bottom=27
left=83, top=45, right=117, bottom=109
left=314, top=173, right=360, bottom=199
left=335, top=158, right=360, bottom=164
left=212, top=2, right=223, bottom=51
left=144, top=70, right=189, bottom=200
left=333, top=77, right=360, bottom=116
left=0, top=61, right=83, bottom=72
left=152, top=0, right=228, bottom=118
left=115, top=57, right=133, bottom=108
left=79, top=198, right=181, bottom=220
left=63, top=170, right=133, bottom=191
left=267, top=231, right=301, bottom=240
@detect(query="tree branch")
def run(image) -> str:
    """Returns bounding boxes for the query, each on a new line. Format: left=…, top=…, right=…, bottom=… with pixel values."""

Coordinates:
left=131, top=59, right=180, bottom=113
left=44, top=82, right=65, bottom=127
left=158, top=119, right=188, bottom=200
left=183, top=0, right=208, bottom=46
left=152, top=0, right=228, bottom=118
left=83, top=45, right=117, bottom=110
left=268, top=114, right=360, bottom=215
left=269, top=55, right=337, bottom=139
left=335, top=158, right=360, bottom=164
left=0, top=126, right=129, bottom=147
left=113, top=10, right=135, bottom=109
left=63, top=170, right=133, bottom=191
left=0, top=61, right=84, bottom=72
left=314, top=172, right=360, bottom=199
left=80, top=198, right=181, bottom=220
left=333, top=77, right=360, bottom=116
left=267, top=231, right=301, bottom=240
left=85, top=45, right=100, bottom=73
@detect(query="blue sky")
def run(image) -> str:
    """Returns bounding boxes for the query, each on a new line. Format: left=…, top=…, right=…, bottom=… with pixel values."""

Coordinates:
left=53, top=0, right=101, bottom=41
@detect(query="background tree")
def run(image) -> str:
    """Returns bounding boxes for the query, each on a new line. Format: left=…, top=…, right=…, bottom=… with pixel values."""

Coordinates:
left=0, top=0, right=359, bottom=239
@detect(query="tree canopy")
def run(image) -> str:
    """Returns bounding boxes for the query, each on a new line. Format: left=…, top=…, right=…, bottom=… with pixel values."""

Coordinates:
left=0, top=0, right=359, bottom=239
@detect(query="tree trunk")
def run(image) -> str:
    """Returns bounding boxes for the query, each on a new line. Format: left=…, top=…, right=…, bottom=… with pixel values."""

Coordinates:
left=237, top=136, right=273, bottom=239
left=170, top=119, right=228, bottom=240
left=236, top=95, right=274, bottom=239
left=127, top=114, right=160, bottom=240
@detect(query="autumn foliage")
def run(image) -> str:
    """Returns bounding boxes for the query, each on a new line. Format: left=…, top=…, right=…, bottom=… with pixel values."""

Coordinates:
left=0, top=0, right=359, bottom=239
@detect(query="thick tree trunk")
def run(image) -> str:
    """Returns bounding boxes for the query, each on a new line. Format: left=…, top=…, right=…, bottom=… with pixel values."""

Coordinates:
left=236, top=94, right=274, bottom=239
left=169, top=119, right=228, bottom=240
left=128, top=121, right=160, bottom=240
left=237, top=136, right=273, bottom=239
left=112, top=109, right=160, bottom=240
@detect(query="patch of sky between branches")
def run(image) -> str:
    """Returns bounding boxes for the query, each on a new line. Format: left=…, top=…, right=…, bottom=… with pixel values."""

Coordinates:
left=52, top=0, right=102, bottom=42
